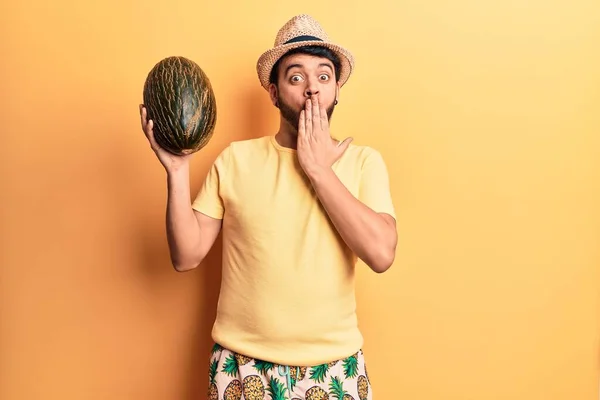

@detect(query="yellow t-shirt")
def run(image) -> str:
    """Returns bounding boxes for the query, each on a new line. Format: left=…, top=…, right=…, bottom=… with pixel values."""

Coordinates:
left=192, top=135, right=396, bottom=366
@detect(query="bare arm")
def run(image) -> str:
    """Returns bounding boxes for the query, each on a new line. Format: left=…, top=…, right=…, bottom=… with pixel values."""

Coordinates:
left=296, top=95, right=397, bottom=273
left=139, top=104, right=221, bottom=272
left=166, top=165, right=222, bottom=272
left=309, top=168, right=397, bottom=273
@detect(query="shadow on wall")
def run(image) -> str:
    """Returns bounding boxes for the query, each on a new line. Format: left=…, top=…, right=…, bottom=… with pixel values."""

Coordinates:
left=133, top=208, right=222, bottom=400
left=137, top=83, right=274, bottom=399
left=184, top=235, right=223, bottom=400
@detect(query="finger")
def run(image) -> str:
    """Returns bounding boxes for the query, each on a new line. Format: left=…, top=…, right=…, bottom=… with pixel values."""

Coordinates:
left=311, top=95, right=320, bottom=132
left=142, top=107, right=160, bottom=150
left=305, top=99, right=313, bottom=137
left=336, top=137, right=354, bottom=157
left=338, top=137, right=353, bottom=149
left=147, top=119, right=154, bottom=138
left=147, top=119, right=159, bottom=149
left=298, top=110, right=305, bottom=139
left=320, top=103, right=328, bottom=131
left=140, top=104, right=148, bottom=132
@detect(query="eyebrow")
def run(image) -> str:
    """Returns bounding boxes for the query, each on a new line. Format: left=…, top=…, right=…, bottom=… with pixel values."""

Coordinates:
left=284, top=62, right=334, bottom=75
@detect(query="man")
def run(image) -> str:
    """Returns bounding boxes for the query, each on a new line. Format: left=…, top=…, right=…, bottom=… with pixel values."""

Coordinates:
left=140, top=14, right=396, bottom=400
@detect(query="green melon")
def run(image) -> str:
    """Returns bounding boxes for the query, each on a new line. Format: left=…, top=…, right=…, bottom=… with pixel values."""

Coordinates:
left=142, top=56, right=217, bottom=155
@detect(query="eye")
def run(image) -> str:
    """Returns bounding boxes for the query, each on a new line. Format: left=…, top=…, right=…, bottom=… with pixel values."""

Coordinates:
left=290, top=75, right=303, bottom=83
left=319, top=74, right=330, bottom=81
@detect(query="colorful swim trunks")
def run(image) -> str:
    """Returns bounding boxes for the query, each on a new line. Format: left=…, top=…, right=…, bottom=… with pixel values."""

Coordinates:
left=207, top=343, right=373, bottom=400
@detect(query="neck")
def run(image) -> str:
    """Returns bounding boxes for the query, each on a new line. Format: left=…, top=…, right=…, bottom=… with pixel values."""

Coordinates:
left=274, top=117, right=299, bottom=149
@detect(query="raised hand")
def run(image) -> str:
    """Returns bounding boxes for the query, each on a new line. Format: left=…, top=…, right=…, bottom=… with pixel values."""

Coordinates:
left=139, top=104, right=191, bottom=173
left=296, top=94, right=353, bottom=178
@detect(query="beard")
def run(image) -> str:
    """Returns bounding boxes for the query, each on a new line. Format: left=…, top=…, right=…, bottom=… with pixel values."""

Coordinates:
left=278, top=95, right=336, bottom=134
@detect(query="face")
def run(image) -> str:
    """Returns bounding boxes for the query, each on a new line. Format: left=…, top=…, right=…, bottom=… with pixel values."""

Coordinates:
left=269, top=53, right=339, bottom=133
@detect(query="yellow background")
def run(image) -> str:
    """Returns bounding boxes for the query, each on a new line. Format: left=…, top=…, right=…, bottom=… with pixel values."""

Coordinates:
left=1, top=0, right=599, bottom=399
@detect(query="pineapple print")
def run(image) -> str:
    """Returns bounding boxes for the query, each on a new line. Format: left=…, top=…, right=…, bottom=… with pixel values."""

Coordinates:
left=328, top=376, right=355, bottom=400
left=309, top=362, right=336, bottom=383
left=266, top=376, right=288, bottom=400
left=357, top=375, right=369, bottom=400
left=222, top=354, right=239, bottom=377
left=306, top=386, right=329, bottom=400
left=342, top=353, right=359, bottom=379
left=242, top=375, right=265, bottom=400
left=290, top=366, right=307, bottom=380
left=253, top=360, right=275, bottom=374
left=223, top=379, right=242, bottom=400
left=207, top=347, right=371, bottom=400
left=207, top=359, right=219, bottom=400
left=235, top=352, right=252, bottom=366
left=289, top=366, right=307, bottom=389
left=211, top=343, right=223, bottom=354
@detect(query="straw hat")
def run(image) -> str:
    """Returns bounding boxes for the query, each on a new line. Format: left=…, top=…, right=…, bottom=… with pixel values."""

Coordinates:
left=256, top=14, right=355, bottom=90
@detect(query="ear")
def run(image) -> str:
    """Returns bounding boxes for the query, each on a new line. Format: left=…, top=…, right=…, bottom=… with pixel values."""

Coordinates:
left=335, top=83, right=340, bottom=103
left=268, top=84, right=279, bottom=108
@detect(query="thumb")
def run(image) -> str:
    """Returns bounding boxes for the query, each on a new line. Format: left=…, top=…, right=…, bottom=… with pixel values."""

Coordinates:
left=337, top=137, right=353, bottom=153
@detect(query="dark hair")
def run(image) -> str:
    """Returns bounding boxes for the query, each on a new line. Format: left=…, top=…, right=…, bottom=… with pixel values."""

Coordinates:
left=268, top=45, right=342, bottom=86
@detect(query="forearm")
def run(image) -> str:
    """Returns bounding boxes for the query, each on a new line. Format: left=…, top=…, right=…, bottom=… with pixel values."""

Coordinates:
left=308, top=168, right=397, bottom=273
left=165, top=165, right=203, bottom=270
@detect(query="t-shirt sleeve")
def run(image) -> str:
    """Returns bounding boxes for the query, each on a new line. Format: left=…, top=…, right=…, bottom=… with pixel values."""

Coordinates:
left=191, top=145, right=231, bottom=219
left=358, top=148, right=397, bottom=220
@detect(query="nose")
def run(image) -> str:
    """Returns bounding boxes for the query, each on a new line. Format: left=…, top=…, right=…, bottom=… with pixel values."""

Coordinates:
left=304, top=88, right=319, bottom=97
left=304, top=78, right=320, bottom=97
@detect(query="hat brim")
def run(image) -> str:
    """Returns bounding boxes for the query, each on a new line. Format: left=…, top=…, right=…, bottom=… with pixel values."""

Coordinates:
left=256, top=40, right=354, bottom=90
